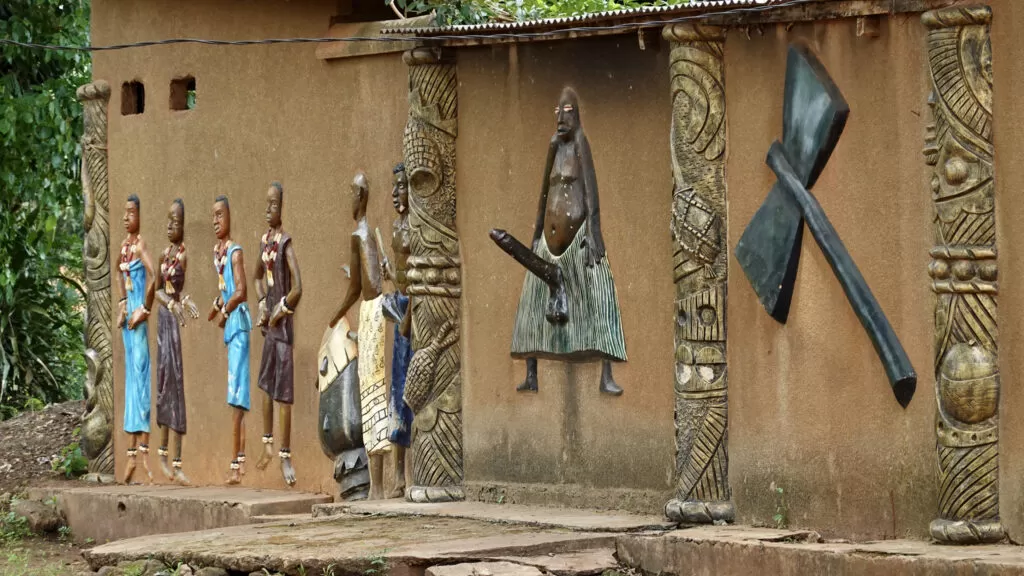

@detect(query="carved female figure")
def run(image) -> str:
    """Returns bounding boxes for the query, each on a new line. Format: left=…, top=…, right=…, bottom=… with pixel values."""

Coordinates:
left=254, top=182, right=303, bottom=487
left=155, top=199, right=199, bottom=485
left=491, top=87, right=627, bottom=395
left=117, top=194, right=155, bottom=483
left=381, top=162, right=415, bottom=498
left=207, top=195, right=251, bottom=485
left=330, top=172, right=392, bottom=500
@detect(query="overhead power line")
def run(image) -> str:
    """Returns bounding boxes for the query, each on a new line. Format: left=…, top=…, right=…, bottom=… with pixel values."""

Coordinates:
left=0, top=0, right=817, bottom=52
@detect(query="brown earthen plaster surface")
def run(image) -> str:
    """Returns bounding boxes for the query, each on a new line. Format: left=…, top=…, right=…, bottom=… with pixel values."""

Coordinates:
left=456, top=37, right=676, bottom=507
left=88, top=0, right=1024, bottom=542
left=724, top=17, right=936, bottom=539
left=92, top=0, right=409, bottom=493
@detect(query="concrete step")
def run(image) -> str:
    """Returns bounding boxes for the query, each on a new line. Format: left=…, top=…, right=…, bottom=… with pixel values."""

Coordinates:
left=28, top=484, right=332, bottom=544
left=315, top=499, right=674, bottom=532
left=617, top=525, right=1024, bottom=575
left=84, top=514, right=618, bottom=575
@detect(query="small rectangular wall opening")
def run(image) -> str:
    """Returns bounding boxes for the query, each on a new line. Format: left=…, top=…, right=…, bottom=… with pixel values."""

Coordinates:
left=121, top=81, right=145, bottom=115
left=170, top=76, right=196, bottom=111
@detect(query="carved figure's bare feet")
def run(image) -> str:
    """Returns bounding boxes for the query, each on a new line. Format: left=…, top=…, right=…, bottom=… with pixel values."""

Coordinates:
left=158, top=449, right=173, bottom=481
left=280, top=451, right=296, bottom=487
left=517, top=358, right=538, bottom=393
left=225, top=462, right=241, bottom=485
left=123, top=454, right=137, bottom=485
left=388, top=482, right=406, bottom=499
left=138, top=458, right=154, bottom=484
left=172, top=466, right=192, bottom=486
left=516, top=374, right=538, bottom=392
left=368, top=454, right=385, bottom=500
left=599, top=360, right=623, bottom=397
left=256, top=439, right=274, bottom=471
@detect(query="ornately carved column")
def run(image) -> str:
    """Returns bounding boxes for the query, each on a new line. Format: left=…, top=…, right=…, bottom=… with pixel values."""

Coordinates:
left=923, top=5, right=1003, bottom=544
left=77, top=80, right=115, bottom=478
left=662, top=24, right=733, bottom=524
left=401, top=47, right=464, bottom=502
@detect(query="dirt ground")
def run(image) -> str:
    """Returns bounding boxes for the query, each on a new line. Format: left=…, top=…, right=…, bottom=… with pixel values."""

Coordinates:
left=0, top=401, right=91, bottom=575
left=0, top=537, right=90, bottom=576
left=0, top=401, right=84, bottom=495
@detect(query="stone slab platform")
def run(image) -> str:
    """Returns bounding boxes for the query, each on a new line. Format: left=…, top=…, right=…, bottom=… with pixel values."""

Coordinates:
left=27, top=484, right=332, bottom=544
left=314, top=499, right=673, bottom=532
left=618, top=525, right=1024, bottom=575
left=84, top=514, right=617, bottom=575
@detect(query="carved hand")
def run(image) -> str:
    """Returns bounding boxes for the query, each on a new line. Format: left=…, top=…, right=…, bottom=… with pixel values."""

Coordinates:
left=181, top=294, right=200, bottom=320
left=127, top=307, right=149, bottom=330
left=269, top=300, right=287, bottom=327
left=256, top=299, right=269, bottom=328
left=207, top=298, right=221, bottom=323
left=583, top=233, right=602, bottom=268
left=170, top=300, right=187, bottom=327
left=217, top=310, right=227, bottom=329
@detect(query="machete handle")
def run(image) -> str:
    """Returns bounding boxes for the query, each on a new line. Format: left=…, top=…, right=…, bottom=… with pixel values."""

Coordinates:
left=767, top=141, right=917, bottom=409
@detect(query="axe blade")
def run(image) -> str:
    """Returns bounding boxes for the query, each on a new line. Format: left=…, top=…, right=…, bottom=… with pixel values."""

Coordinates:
left=734, top=42, right=850, bottom=323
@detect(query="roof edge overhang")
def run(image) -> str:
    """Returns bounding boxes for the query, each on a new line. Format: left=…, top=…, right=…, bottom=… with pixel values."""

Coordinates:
left=378, top=0, right=963, bottom=46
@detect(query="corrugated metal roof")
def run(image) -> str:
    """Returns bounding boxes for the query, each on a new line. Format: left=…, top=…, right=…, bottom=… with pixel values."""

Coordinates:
left=380, top=0, right=785, bottom=35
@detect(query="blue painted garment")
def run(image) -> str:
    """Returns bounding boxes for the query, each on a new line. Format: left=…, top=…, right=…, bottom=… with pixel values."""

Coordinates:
left=218, top=243, right=251, bottom=410
left=121, top=258, right=151, bottom=434
left=386, top=292, right=414, bottom=447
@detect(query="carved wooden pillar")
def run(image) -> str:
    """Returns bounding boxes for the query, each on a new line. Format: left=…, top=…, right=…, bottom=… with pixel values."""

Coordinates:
left=401, top=47, right=464, bottom=502
left=77, top=80, right=115, bottom=478
left=662, top=24, right=733, bottom=524
left=923, top=5, right=1003, bottom=544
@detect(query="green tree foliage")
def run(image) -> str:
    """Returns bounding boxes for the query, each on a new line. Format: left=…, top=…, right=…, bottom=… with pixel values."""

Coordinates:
left=391, top=0, right=688, bottom=26
left=0, top=0, right=90, bottom=418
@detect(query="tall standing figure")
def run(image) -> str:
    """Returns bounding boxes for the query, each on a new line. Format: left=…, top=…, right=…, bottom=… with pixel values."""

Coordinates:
left=155, top=199, right=199, bottom=485
left=381, top=162, right=415, bottom=498
left=254, top=182, right=303, bottom=487
left=330, top=172, right=392, bottom=500
left=489, top=87, right=627, bottom=395
left=207, top=195, right=252, bottom=485
left=117, top=194, right=155, bottom=484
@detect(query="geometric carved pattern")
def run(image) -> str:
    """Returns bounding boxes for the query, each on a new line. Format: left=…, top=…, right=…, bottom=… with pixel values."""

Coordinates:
left=402, top=47, right=464, bottom=503
left=77, top=81, right=115, bottom=477
left=679, top=285, right=725, bottom=342
left=923, top=5, right=1004, bottom=544
left=662, top=23, right=734, bottom=525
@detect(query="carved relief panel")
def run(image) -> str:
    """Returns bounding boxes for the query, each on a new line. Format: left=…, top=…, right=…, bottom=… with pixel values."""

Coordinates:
left=78, top=81, right=115, bottom=478
left=662, top=23, right=734, bottom=524
left=923, top=5, right=1003, bottom=544
left=401, top=47, right=465, bottom=503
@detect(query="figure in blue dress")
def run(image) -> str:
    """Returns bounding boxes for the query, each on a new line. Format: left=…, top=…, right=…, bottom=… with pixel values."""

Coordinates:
left=381, top=163, right=415, bottom=498
left=207, top=195, right=252, bottom=485
left=117, top=194, right=156, bottom=484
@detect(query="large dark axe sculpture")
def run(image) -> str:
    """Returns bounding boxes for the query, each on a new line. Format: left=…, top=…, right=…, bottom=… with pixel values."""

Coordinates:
left=734, top=42, right=917, bottom=408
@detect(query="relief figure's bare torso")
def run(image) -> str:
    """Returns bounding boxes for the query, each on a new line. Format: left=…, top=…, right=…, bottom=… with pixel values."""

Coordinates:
left=544, top=142, right=586, bottom=256
left=354, top=221, right=383, bottom=299
left=392, top=214, right=411, bottom=294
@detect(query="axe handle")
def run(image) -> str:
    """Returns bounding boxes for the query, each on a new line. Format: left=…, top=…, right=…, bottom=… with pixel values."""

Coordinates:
left=767, top=141, right=917, bottom=408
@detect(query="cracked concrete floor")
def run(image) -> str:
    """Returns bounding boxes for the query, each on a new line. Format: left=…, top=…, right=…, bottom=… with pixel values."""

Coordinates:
left=85, top=513, right=623, bottom=575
